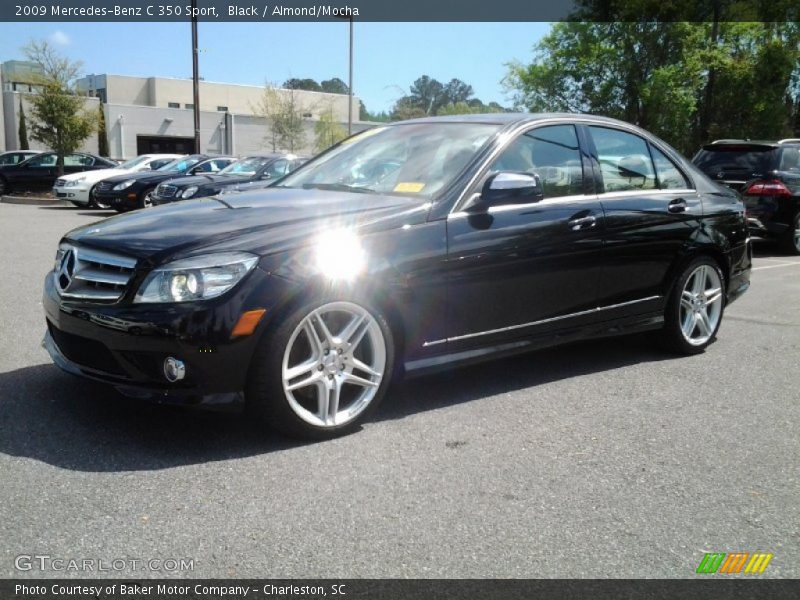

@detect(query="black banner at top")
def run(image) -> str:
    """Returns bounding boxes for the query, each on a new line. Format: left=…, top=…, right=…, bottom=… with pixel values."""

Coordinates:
left=2, top=0, right=799, bottom=22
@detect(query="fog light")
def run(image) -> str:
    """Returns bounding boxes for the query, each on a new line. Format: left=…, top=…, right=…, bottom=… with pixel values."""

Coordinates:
left=163, top=357, right=186, bottom=382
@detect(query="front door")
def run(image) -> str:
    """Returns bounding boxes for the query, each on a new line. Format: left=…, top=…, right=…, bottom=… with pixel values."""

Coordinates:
left=444, top=123, right=605, bottom=351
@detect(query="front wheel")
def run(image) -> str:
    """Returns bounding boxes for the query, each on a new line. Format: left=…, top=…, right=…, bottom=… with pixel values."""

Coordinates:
left=660, top=258, right=725, bottom=354
left=247, top=299, right=394, bottom=439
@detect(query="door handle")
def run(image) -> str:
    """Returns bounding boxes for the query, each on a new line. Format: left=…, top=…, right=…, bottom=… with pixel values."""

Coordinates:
left=567, top=215, right=597, bottom=231
left=668, top=198, right=688, bottom=213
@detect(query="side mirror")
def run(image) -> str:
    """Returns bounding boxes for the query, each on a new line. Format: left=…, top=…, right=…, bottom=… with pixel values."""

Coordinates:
left=260, top=172, right=272, bottom=180
left=472, top=171, right=543, bottom=211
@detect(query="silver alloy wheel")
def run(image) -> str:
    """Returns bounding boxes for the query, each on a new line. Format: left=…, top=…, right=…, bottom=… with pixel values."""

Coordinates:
left=281, top=301, right=386, bottom=428
left=142, top=190, right=154, bottom=208
left=679, top=264, right=723, bottom=346
left=91, top=186, right=110, bottom=209
left=793, top=216, right=800, bottom=252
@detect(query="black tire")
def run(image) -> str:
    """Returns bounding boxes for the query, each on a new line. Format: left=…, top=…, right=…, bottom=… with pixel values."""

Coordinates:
left=782, top=212, right=800, bottom=255
left=0, top=177, right=8, bottom=196
left=70, top=201, right=85, bottom=208
left=659, top=257, right=725, bottom=355
left=88, top=185, right=111, bottom=210
left=246, top=295, right=395, bottom=440
left=138, top=187, right=156, bottom=209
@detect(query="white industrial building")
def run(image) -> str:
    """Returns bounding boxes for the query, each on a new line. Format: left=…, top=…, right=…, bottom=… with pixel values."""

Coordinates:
left=1, top=61, right=369, bottom=159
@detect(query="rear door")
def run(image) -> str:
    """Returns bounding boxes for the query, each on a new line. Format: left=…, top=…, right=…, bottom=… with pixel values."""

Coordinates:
left=586, top=125, right=699, bottom=312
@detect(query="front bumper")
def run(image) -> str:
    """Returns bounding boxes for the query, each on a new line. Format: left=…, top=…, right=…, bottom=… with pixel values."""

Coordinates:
left=41, top=267, right=288, bottom=409
left=52, top=185, right=90, bottom=204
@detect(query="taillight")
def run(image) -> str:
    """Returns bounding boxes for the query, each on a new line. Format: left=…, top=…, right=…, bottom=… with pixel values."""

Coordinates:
left=745, top=180, right=791, bottom=197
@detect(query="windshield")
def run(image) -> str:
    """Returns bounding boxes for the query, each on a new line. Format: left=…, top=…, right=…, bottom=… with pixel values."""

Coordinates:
left=220, top=156, right=272, bottom=177
left=693, top=146, right=777, bottom=178
left=118, top=156, right=150, bottom=170
left=276, top=123, right=500, bottom=198
left=158, top=157, right=201, bottom=173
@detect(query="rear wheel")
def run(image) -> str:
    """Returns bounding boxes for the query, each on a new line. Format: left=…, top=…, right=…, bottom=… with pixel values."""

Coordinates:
left=88, top=185, right=110, bottom=209
left=247, top=298, right=394, bottom=439
left=139, top=187, right=156, bottom=209
left=783, top=212, right=800, bottom=255
left=0, top=177, right=7, bottom=196
left=660, top=258, right=725, bottom=354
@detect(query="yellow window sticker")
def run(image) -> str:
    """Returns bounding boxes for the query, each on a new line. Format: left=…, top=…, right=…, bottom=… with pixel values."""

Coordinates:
left=339, top=126, right=387, bottom=145
left=394, top=182, right=426, bottom=193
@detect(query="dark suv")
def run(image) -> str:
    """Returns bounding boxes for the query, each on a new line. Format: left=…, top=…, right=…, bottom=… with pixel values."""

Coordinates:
left=693, top=139, right=800, bottom=253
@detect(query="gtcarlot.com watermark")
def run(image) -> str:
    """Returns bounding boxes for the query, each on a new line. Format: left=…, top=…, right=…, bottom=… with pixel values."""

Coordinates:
left=15, top=554, right=194, bottom=572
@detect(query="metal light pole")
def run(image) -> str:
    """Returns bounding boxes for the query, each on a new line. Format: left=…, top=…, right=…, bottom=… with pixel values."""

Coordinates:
left=347, top=15, right=353, bottom=135
left=191, top=0, right=201, bottom=152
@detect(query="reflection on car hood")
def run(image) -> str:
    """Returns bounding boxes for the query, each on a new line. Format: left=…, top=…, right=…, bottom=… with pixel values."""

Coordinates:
left=64, top=188, right=429, bottom=265
left=161, top=173, right=249, bottom=189
left=101, top=170, right=184, bottom=185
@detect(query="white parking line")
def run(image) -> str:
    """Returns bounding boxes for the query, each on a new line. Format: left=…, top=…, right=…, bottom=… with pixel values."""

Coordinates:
left=752, top=262, right=800, bottom=271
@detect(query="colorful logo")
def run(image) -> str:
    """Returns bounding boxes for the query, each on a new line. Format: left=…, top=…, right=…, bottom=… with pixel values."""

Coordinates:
left=696, top=552, right=773, bottom=574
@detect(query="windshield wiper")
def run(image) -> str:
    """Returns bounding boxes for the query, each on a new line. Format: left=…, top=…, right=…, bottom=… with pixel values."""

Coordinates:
left=301, top=183, right=376, bottom=194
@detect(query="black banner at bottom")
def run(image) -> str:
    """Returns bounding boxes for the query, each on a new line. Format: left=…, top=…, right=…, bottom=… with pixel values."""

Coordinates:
left=2, top=580, right=800, bottom=600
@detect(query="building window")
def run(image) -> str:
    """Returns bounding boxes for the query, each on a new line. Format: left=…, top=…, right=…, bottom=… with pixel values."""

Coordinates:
left=168, top=102, right=180, bottom=109
left=303, top=113, right=313, bottom=118
left=185, top=103, right=194, bottom=109
left=217, top=105, right=228, bottom=112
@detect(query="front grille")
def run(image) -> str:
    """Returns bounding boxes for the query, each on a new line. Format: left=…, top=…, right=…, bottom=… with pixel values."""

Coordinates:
left=157, top=183, right=178, bottom=198
left=55, top=244, right=137, bottom=303
left=54, top=178, right=67, bottom=187
left=96, top=181, right=113, bottom=192
left=47, top=321, right=125, bottom=374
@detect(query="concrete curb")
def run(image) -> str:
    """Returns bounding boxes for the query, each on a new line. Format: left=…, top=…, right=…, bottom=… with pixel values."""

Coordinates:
left=1, top=195, right=71, bottom=207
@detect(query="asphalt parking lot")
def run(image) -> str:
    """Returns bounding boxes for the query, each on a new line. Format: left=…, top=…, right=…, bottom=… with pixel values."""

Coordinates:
left=0, top=202, right=798, bottom=579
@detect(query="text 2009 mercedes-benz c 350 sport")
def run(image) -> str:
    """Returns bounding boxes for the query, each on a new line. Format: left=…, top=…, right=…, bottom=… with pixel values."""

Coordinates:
left=43, top=114, right=752, bottom=438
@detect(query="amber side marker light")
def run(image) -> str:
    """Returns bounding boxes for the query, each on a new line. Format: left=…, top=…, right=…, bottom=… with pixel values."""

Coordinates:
left=231, top=309, right=267, bottom=338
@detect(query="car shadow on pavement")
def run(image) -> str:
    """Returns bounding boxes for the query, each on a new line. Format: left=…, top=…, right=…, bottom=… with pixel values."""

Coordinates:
left=0, top=332, right=675, bottom=472
left=379, top=332, right=672, bottom=422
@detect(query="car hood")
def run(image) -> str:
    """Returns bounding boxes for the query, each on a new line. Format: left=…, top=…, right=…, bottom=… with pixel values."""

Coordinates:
left=64, top=188, right=430, bottom=265
left=102, top=170, right=184, bottom=185
left=56, top=167, right=132, bottom=183
left=163, top=173, right=248, bottom=189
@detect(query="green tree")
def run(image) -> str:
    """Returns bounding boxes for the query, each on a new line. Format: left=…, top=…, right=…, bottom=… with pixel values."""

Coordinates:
left=320, top=77, right=349, bottom=95
left=23, top=40, right=95, bottom=174
left=409, top=75, right=445, bottom=115
left=314, top=106, right=347, bottom=152
left=504, top=17, right=800, bottom=154
left=253, top=84, right=307, bottom=152
left=283, top=78, right=322, bottom=92
left=18, top=99, right=29, bottom=150
left=97, top=104, right=109, bottom=157
left=390, top=96, right=427, bottom=121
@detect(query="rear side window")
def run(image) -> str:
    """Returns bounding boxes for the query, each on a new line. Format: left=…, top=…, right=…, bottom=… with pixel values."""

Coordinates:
left=650, top=145, right=690, bottom=189
left=589, top=126, right=656, bottom=192
left=692, top=146, right=777, bottom=179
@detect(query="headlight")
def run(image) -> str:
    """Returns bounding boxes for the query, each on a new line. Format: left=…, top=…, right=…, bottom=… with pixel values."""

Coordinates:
left=134, top=252, right=258, bottom=303
left=112, top=179, right=136, bottom=191
left=181, top=186, right=199, bottom=199
left=64, top=177, right=86, bottom=187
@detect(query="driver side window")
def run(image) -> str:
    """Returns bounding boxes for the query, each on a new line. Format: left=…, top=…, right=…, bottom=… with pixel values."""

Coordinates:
left=488, top=125, right=584, bottom=200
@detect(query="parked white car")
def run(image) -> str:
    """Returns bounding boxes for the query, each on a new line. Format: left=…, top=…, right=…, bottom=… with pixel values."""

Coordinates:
left=53, top=154, right=183, bottom=208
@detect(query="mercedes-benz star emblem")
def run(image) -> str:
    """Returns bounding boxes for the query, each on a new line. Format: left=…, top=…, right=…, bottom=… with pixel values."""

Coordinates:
left=56, top=248, right=76, bottom=293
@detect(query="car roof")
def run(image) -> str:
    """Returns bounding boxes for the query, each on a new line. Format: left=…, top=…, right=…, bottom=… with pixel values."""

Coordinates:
left=395, top=112, right=647, bottom=128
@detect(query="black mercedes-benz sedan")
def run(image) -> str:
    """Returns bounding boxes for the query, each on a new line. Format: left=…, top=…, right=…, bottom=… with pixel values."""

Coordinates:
left=43, top=114, right=751, bottom=439
left=94, top=155, right=235, bottom=212
left=151, top=153, right=308, bottom=205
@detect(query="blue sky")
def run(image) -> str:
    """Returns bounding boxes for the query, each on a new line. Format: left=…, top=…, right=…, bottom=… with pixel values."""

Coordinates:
left=0, top=22, right=550, bottom=113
